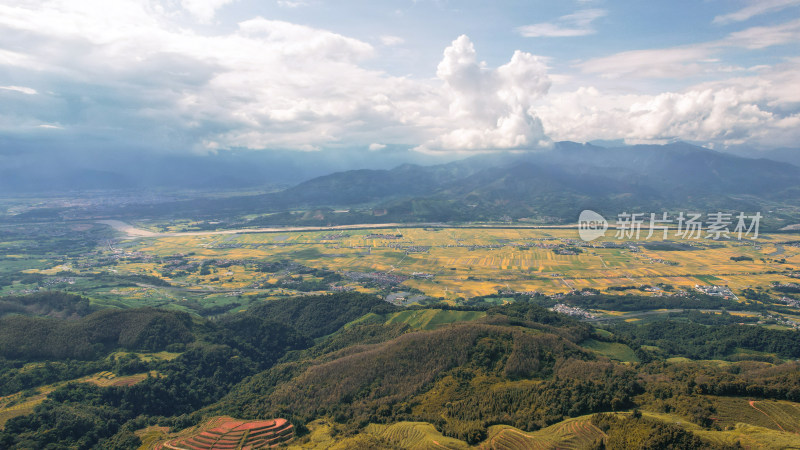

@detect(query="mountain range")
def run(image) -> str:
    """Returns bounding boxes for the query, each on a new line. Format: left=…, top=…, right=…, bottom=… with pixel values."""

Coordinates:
left=6, top=141, right=800, bottom=228
left=102, top=141, right=799, bottom=228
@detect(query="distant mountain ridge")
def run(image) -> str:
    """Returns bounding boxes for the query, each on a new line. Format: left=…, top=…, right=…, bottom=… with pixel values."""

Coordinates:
left=15, top=141, right=799, bottom=227
left=224, top=141, right=799, bottom=224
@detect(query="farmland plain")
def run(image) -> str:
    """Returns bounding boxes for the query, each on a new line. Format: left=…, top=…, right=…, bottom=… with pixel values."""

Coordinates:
left=2, top=219, right=798, bottom=321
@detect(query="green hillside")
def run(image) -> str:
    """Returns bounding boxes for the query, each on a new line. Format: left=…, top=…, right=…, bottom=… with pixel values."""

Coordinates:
left=1, top=292, right=800, bottom=449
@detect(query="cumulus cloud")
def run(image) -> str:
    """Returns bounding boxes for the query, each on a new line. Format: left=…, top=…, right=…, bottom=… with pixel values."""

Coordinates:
left=539, top=59, right=800, bottom=148
left=0, top=0, right=436, bottom=152
left=517, top=9, right=606, bottom=38
left=416, top=35, right=551, bottom=152
left=368, top=143, right=386, bottom=151
left=713, top=0, right=800, bottom=24
left=0, top=0, right=798, bottom=155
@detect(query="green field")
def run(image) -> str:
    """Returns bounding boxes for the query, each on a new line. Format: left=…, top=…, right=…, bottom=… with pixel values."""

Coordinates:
left=384, top=309, right=487, bottom=330
left=580, top=339, right=640, bottom=363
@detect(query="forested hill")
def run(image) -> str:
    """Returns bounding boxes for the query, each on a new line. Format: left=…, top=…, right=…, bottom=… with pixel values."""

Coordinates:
left=0, top=307, right=194, bottom=360
left=2, top=292, right=800, bottom=448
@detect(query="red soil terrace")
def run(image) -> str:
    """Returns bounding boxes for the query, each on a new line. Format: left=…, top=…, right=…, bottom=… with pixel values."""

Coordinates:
left=154, top=417, right=294, bottom=450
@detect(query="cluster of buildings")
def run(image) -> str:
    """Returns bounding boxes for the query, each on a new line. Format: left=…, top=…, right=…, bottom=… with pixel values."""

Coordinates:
left=411, top=272, right=435, bottom=279
left=329, top=285, right=355, bottom=292
left=762, top=313, right=800, bottom=330
left=553, top=247, right=581, bottom=255
left=695, top=284, right=738, bottom=300
left=385, top=291, right=428, bottom=306
left=344, top=271, right=408, bottom=286
left=644, top=257, right=679, bottom=266
left=551, top=303, right=597, bottom=319
left=43, top=277, right=76, bottom=287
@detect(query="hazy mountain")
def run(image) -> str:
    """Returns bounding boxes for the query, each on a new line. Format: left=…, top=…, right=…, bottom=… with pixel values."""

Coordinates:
left=0, top=145, right=457, bottom=193
left=77, top=141, right=798, bottom=230
left=727, top=146, right=800, bottom=168
left=255, top=141, right=800, bottom=215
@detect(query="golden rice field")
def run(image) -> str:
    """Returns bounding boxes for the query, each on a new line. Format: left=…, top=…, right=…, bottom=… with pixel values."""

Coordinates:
left=111, top=225, right=800, bottom=300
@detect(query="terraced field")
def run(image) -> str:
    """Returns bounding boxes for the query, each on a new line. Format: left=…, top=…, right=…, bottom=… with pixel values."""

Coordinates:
left=713, top=397, right=800, bottom=434
left=365, top=422, right=469, bottom=449
left=481, top=416, right=605, bottom=450
left=85, top=371, right=156, bottom=387
left=640, top=409, right=800, bottom=449
left=152, top=416, right=294, bottom=449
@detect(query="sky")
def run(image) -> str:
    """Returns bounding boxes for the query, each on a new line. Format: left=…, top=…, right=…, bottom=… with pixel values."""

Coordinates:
left=1, top=0, right=799, bottom=158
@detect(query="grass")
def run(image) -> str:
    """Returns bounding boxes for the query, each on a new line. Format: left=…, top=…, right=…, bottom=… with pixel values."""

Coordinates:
left=341, top=309, right=487, bottom=332
left=694, top=274, right=722, bottom=284
left=384, top=309, right=486, bottom=330
left=0, top=370, right=153, bottom=429
left=580, top=339, right=640, bottom=363
left=112, top=351, right=182, bottom=362
left=135, top=425, right=171, bottom=449
left=0, top=389, right=50, bottom=429
left=83, top=371, right=155, bottom=387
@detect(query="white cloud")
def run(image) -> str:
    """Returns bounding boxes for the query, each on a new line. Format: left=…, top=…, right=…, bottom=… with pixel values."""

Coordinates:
left=538, top=60, right=800, bottom=148
left=723, top=18, right=800, bottom=49
left=236, top=18, right=374, bottom=61
left=517, top=9, right=606, bottom=38
left=368, top=143, right=386, bottom=151
left=0, top=0, right=429, bottom=152
left=379, top=35, right=405, bottom=46
left=0, top=49, right=45, bottom=70
left=277, top=0, right=308, bottom=7
left=713, top=0, right=800, bottom=24
left=0, top=0, right=797, bottom=155
left=0, top=85, right=37, bottom=95
left=578, top=46, right=717, bottom=79
left=578, top=19, right=800, bottom=79
left=416, top=35, right=551, bottom=152
left=181, top=0, right=237, bottom=23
